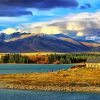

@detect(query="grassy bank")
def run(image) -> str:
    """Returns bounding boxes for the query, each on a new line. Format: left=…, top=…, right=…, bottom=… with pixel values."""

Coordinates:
left=0, top=67, right=100, bottom=92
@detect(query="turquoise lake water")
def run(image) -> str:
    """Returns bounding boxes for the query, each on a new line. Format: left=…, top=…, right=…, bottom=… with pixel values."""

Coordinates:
left=0, top=64, right=74, bottom=74
left=0, top=89, right=100, bottom=100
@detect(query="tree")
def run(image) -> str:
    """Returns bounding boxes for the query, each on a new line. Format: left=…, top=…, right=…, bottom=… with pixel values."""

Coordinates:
left=60, top=57, right=65, bottom=64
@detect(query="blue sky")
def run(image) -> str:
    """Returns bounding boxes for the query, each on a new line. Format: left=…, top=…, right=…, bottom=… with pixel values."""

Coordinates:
left=0, top=0, right=99, bottom=30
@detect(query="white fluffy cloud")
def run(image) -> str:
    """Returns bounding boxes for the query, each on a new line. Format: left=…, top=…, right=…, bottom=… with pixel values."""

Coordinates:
left=1, top=11, right=100, bottom=40
left=19, top=12, right=100, bottom=35
left=66, top=22, right=85, bottom=31
left=0, top=28, right=17, bottom=34
left=86, top=36, right=100, bottom=43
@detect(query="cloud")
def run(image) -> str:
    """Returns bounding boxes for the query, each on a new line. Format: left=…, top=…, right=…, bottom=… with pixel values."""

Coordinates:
left=86, top=36, right=100, bottom=43
left=66, top=22, right=85, bottom=31
left=80, top=3, right=92, bottom=9
left=0, top=0, right=78, bottom=17
left=40, top=26, right=61, bottom=34
left=0, top=16, right=30, bottom=23
left=77, top=32, right=84, bottom=37
left=0, top=8, right=33, bottom=17
left=15, top=11, right=100, bottom=43
left=1, top=11, right=100, bottom=43
left=0, top=28, right=18, bottom=34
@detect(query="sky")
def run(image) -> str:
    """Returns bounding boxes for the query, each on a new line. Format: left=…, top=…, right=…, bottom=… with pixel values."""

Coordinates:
left=0, top=0, right=100, bottom=42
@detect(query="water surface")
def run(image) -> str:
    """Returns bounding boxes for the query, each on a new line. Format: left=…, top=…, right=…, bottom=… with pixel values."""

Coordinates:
left=0, top=64, right=74, bottom=74
left=0, top=89, right=100, bottom=100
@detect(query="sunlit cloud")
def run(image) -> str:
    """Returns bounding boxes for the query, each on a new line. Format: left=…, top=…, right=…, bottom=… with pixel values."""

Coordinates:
left=1, top=11, right=100, bottom=43
left=66, top=23, right=85, bottom=31
left=77, top=32, right=84, bottom=37
left=0, top=28, right=18, bottom=34
left=41, top=26, right=61, bottom=34
left=18, top=11, right=100, bottom=35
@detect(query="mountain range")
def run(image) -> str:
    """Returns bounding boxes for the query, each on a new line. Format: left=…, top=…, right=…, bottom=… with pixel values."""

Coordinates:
left=0, top=32, right=100, bottom=53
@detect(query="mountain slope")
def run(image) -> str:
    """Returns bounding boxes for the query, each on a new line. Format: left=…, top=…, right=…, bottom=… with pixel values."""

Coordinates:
left=1, top=34, right=92, bottom=53
left=53, top=34, right=100, bottom=48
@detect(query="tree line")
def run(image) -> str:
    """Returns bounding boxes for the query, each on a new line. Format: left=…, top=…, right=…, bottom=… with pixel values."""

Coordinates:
left=48, top=53, right=100, bottom=64
left=0, top=53, right=100, bottom=64
left=0, top=54, right=32, bottom=63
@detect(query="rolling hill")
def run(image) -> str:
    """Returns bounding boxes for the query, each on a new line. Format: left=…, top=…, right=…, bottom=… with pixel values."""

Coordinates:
left=0, top=33, right=99, bottom=53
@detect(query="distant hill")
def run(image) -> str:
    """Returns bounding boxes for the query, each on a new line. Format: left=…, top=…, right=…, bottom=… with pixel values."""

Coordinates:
left=0, top=33, right=99, bottom=53
left=91, top=47, right=100, bottom=52
left=53, top=34, right=100, bottom=48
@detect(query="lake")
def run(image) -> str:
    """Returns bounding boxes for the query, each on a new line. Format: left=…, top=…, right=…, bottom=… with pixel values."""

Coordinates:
left=0, top=89, right=100, bottom=100
left=0, top=64, right=100, bottom=100
left=0, top=64, right=74, bottom=74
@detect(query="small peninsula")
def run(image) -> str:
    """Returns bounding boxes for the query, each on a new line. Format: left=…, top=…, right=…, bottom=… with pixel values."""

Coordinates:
left=0, top=65, right=100, bottom=92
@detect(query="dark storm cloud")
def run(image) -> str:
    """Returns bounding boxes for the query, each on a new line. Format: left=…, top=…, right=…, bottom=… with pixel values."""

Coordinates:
left=0, top=7, right=33, bottom=17
left=80, top=3, right=92, bottom=9
left=0, top=0, right=78, bottom=17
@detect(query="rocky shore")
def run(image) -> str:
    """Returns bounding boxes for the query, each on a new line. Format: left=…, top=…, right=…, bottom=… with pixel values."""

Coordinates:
left=0, top=67, right=100, bottom=92
left=0, top=82, right=100, bottom=92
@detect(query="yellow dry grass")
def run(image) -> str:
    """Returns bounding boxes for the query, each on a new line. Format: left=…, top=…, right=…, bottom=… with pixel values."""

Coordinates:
left=0, top=67, right=100, bottom=87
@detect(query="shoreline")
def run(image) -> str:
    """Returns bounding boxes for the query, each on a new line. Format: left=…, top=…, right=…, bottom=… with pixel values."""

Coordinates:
left=0, top=63, right=83, bottom=65
left=0, top=66, right=99, bottom=93
left=0, top=83, right=100, bottom=93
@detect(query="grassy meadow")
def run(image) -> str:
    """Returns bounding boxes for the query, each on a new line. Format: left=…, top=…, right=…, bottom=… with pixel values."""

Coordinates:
left=0, top=66, right=100, bottom=92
